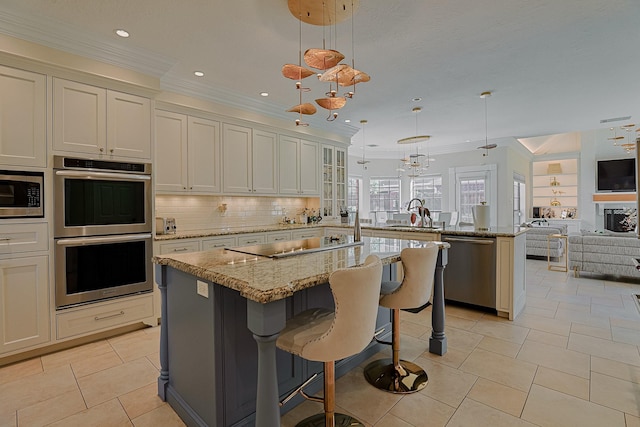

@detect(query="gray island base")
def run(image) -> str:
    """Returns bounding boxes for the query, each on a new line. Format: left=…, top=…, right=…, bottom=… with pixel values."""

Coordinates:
left=154, top=237, right=449, bottom=427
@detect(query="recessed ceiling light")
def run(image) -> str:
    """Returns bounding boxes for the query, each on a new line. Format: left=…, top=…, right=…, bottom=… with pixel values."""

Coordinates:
left=115, top=29, right=130, bottom=38
left=412, top=97, right=422, bottom=102
left=344, top=119, right=351, bottom=123
left=367, top=144, right=378, bottom=147
left=194, top=71, right=204, bottom=77
left=260, top=92, right=269, bottom=97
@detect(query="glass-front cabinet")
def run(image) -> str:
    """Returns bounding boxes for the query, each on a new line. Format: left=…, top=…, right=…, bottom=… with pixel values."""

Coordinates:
left=322, top=144, right=347, bottom=220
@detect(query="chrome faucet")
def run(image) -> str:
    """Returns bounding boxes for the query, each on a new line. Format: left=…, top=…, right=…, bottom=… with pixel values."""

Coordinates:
left=407, top=198, right=432, bottom=228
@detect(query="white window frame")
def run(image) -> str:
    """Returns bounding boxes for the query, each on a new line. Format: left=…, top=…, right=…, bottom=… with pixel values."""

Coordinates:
left=449, top=164, right=497, bottom=226
left=410, top=174, right=442, bottom=213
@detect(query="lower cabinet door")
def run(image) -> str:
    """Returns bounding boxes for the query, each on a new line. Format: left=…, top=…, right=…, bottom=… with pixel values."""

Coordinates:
left=0, top=255, right=50, bottom=355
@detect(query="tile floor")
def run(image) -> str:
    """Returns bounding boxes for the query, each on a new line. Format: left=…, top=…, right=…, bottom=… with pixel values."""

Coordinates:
left=1, top=259, right=640, bottom=426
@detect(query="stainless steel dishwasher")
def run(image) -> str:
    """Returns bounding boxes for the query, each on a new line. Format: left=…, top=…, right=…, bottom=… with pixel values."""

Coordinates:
left=441, top=235, right=496, bottom=309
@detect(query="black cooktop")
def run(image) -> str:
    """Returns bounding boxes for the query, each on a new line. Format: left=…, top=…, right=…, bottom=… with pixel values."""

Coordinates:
left=225, top=235, right=363, bottom=258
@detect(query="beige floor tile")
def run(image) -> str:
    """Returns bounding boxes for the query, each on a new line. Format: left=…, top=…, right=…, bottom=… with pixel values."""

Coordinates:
left=590, top=371, right=640, bottom=417
left=71, top=350, right=123, bottom=378
left=443, top=327, right=483, bottom=353
left=523, top=295, right=557, bottom=311
left=568, top=333, right=640, bottom=366
left=0, top=365, right=78, bottom=414
left=334, top=367, right=402, bottom=425
left=513, top=312, right=572, bottom=336
left=470, top=319, right=530, bottom=344
left=414, top=357, right=477, bottom=408
left=77, top=358, right=159, bottom=408
left=447, top=398, right=537, bottom=427
left=533, top=366, right=590, bottom=400
left=397, top=334, right=430, bottom=362
left=108, top=329, right=160, bottom=362
left=0, top=358, right=42, bottom=386
left=146, top=353, right=161, bottom=371
left=476, top=335, right=521, bottom=358
left=444, top=305, right=485, bottom=321
left=0, top=411, right=15, bottom=427
left=626, top=413, right=640, bottom=427
left=467, top=377, right=527, bottom=417
left=517, top=340, right=590, bottom=379
left=373, top=413, right=413, bottom=427
left=443, top=314, right=477, bottom=332
left=399, top=319, right=431, bottom=338
left=459, top=348, right=537, bottom=392
left=521, top=304, right=556, bottom=318
left=590, top=295, right=626, bottom=309
left=556, top=308, right=612, bottom=329
left=525, top=329, right=569, bottom=348
left=118, top=382, right=164, bottom=420
left=522, top=384, right=626, bottom=427
left=570, top=322, right=612, bottom=340
left=47, top=399, right=132, bottom=427
left=591, top=356, right=640, bottom=384
left=557, top=301, right=591, bottom=313
left=611, top=326, right=640, bottom=346
left=280, top=400, right=323, bottom=427
left=16, top=389, right=86, bottom=426
left=611, top=316, right=640, bottom=332
left=419, top=345, right=470, bottom=370
left=41, top=340, right=113, bottom=371
left=131, top=403, right=185, bottom=427
left=389, top=392, right=455, bottom=427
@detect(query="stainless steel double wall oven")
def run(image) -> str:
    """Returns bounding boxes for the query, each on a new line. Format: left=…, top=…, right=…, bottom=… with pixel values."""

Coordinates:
left=54, top=156, right=153, bottom=308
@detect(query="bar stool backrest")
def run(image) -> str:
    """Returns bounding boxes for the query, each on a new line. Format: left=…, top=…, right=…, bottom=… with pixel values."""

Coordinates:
left=379, top=244, right=439, bottom=310
left=301, top=254, right=383, bottom=361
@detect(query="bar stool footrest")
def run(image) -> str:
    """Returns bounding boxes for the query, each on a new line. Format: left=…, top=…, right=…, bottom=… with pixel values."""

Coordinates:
left=363, top=358, right=428, bottom=394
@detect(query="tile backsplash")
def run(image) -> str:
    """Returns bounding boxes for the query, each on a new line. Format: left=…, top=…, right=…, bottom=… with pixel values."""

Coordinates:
left=155, top=195, right=321, bottom=232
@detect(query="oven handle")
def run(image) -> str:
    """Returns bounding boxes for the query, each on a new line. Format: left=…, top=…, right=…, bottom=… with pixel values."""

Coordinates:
left=56, top=233, right=152, bottom=246
left=55, top=170, right=151, bottom=181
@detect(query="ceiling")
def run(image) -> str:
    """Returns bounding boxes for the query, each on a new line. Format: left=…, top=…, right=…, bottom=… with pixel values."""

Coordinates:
left=1, top=0, right=639, bottom=159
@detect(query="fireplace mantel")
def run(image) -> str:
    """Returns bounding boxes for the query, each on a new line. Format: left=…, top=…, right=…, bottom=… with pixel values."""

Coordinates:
left=592, top=192, right=637, bottom=203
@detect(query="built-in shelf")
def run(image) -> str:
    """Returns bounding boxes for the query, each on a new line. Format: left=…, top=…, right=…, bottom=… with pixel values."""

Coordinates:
left=532, top=159, right=578, bottom=219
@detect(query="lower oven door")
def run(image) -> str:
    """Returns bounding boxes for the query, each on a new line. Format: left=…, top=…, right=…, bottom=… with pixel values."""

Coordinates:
left=55, top=233, right=153, bottom=308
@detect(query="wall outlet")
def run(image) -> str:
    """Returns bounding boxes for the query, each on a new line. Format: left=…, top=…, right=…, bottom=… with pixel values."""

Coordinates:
left=196, top=280, right=209, bottom=298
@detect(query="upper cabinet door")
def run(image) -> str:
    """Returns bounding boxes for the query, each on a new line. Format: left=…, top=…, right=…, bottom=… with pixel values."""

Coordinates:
left=222, top=123, right=252, bottom=193
left=107, top=91, right=151, bottom=159
left=53, top=78, right=107, bottom=156
left=252, top=129, right=277, bottom=194
left=0, top=66, right=46, bottom=167
left=278, top=135, right=300, bottom=195
left=155, top=110, right=188, bottom=193
left=188, top=116, right=221, bottom=193
left=299, top=139, right=319, bottom=196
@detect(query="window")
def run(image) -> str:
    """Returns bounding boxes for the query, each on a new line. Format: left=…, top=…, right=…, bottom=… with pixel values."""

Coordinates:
left=347, top=176, right=361, bottom=212
left=411, top=175, right=442, bottom=212
left=369, top=178, right=400, bottom=213
left=458, top=178, right=486, bottom=224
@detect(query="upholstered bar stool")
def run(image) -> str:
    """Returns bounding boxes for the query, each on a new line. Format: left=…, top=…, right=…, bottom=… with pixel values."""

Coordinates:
left=277, top=255, right=383, bottom=427
left=364, top=244, right=439, bottom=394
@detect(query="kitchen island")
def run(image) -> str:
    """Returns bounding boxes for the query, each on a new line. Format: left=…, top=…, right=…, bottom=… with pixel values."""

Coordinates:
left=153, top=236, right=449, bottom=427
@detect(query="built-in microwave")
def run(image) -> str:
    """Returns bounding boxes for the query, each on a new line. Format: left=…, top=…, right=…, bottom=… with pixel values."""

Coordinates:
left=0, top=170, right=44, bottom=218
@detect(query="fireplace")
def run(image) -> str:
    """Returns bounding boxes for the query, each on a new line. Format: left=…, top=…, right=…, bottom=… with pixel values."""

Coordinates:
left=604, top=208, right=628, bottom=232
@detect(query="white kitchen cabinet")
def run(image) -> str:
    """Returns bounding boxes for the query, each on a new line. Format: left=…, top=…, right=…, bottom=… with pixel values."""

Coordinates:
left=278, top=135, right=319, bottom=196
left=0, top=222, right=48, bottom=255
left=155, top=111, right=221, bottom=194
left=157, top=239, right=201, bottom=255
left=202, top=236, right=237, bottom=250
left=265, top=231, right=292, bottom=243
left=321, top=144, right=347, bottom=220
left=0, top=65, right=46, bottom=167
left=53, top=78, right=151, bottom=160
left=291, top=228, right=323, bottom=240
left=222, top=124, right=277, bottom=194
left=0, top=255, right=50, bottom=355
left=237, top=233, right=266, bottom=246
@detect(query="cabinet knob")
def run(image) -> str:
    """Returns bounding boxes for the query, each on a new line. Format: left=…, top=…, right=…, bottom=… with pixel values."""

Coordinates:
left=110, top=149, right=114, bottom=153
left=99, top=147, right=104, bottom=152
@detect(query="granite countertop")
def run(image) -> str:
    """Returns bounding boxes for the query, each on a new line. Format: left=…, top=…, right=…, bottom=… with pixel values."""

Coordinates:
left=154, top=237, right=449, bottom=304
left=154, top=222, right=525, bottom=241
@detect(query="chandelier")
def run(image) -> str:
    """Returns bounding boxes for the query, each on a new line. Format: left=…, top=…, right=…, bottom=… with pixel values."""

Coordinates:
left=609, top=124, right=639, bottom=153
left=283, top=0, right=370, bottom=125
left=397, top=107, right=433, bottom=177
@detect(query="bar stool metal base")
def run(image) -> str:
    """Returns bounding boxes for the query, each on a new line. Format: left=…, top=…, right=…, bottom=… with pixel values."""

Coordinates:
left=295, top=412, right=365, bottom=427
left=363, top=358, right=428, bottom=393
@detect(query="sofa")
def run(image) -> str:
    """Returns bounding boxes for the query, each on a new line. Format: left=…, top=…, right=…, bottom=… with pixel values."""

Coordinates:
left=568, top=230, right=640, bottom=278
left=524, top=224, right=566, bottom=259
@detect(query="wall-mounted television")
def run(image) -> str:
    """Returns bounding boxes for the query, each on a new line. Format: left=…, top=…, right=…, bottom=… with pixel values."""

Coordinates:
left=597, top=158, right=636, bottom=192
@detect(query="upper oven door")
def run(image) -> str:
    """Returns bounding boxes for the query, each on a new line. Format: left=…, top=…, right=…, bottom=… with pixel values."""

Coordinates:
left=54, top=169, right=152, bottom=237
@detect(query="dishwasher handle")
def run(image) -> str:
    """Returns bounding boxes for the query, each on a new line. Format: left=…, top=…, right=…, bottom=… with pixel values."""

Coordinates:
left=443, top=237, right=495, bottom=245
